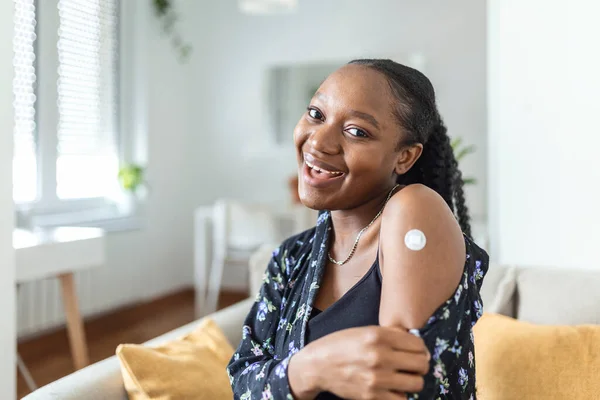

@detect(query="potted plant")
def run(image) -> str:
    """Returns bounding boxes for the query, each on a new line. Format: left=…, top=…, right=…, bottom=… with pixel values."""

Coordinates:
left=116, top=163, right=148, bottom=214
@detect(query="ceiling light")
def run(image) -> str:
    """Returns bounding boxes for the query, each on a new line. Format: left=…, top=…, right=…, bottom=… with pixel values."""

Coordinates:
left=239, top=0, right=298, bottom=15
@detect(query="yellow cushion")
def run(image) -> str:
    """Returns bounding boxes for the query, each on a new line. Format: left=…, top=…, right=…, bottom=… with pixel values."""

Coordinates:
left=116, top=318, right=235, bottom=400
left=473, top=313, right=600, bottom=400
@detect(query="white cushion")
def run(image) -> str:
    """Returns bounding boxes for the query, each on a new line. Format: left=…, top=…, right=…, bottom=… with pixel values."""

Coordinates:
left=516, top=267, right=600, bottom=325
left=480, top=264, right=517, bottom=317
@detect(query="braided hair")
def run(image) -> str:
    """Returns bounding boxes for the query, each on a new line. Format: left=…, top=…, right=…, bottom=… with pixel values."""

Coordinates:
left=349, top=59, right=471, bottom=237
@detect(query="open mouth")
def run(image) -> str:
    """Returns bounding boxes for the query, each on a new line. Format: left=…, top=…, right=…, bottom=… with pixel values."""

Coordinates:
left=305, top=159, right=344, bottom=176
left=302, top=159, right=345, bottom=188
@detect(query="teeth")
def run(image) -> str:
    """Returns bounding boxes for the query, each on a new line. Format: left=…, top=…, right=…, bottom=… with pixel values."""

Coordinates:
left=306, top=160, right=343, bottom=176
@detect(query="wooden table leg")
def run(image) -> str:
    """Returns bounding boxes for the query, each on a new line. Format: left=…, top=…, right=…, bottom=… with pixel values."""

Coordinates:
left=59, top=272, right=89, bottom=370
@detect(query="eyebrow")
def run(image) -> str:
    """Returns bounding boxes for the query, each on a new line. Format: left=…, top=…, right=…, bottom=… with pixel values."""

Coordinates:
left=314, top=91, right=380, bottom=129
left=348, top=109, right=380, bottom=129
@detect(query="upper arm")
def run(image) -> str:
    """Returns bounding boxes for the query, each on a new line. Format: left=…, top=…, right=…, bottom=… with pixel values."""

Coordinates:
left=378, top=184, right=466, bottom=330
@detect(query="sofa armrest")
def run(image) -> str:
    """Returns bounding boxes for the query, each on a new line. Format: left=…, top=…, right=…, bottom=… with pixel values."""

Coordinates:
left=21, top=355, right=128, bottom=400
left=22, top=298, right=254, bottom=400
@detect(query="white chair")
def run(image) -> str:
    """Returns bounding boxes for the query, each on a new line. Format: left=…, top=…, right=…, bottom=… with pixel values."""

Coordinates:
left=194, top=199, right=281, bottom=317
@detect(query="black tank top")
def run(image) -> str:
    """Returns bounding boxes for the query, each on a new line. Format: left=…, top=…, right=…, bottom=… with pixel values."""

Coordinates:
left=305, top=259, right=382, bottom=400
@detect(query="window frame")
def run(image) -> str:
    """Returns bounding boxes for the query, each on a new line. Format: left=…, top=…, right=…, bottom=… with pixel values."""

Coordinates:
left=15, top=0, right=147, bottom=231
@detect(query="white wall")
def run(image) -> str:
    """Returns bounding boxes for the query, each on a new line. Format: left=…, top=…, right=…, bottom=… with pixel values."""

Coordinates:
left=488, top=1, right=600, bottom=267
left=95, top=1, right=195, bottom=306
left=186, top=0, right=488, bottom=222
left=1, top=0, right=17, bottom=397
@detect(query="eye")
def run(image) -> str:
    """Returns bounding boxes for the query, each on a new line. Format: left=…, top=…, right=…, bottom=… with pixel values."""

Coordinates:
left=307, top=107, right=324, bottom=121
left=345, top=127, right=369, bottom=138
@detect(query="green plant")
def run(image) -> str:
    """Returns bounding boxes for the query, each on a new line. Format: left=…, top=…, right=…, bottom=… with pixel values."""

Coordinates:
left=450, top=137, right=477, bottom=185
left=152, top=0, right=192, bottom=63
left=118, top=163, right=147, bottom=194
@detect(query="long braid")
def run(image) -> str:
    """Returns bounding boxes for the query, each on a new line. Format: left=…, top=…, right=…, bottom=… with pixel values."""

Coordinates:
left=418, top=121, right=454, bottom=209
left=349, top=58, right=472, bottom=236
left=407, top=119, right=472, bottom=237
left=426, top=121, right=472, bottom=237
left=452, top=157, right=472, bottom=238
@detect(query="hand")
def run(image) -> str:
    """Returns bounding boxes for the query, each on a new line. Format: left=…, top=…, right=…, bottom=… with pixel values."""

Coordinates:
left=288, top=326, right=430, bottom=400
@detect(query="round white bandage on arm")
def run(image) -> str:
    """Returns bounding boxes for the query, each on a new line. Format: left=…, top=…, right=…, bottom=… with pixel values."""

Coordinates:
left=404, top=229, right=427, bottom=251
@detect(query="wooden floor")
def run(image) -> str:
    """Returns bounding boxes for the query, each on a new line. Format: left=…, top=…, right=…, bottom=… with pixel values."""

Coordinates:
left=16, top=289, right=247, bottom=399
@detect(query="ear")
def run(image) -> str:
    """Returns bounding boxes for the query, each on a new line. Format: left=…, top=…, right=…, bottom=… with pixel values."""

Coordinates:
left=394, top=143, right=423, bottom=175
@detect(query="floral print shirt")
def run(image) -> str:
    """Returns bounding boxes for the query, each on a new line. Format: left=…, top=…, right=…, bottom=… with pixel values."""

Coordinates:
left=227, top=210, right=489, bottom=399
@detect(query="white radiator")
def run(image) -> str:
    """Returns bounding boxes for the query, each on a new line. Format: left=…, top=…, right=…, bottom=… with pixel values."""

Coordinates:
left=17, top=270, right=95, bottom=339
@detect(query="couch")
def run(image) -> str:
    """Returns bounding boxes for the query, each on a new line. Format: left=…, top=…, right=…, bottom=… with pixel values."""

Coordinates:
left=23, top=247, right=600, bottom=399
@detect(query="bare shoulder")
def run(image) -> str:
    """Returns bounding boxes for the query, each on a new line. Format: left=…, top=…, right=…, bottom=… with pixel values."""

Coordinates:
left=382, top=184, right=464, bottom=245
left=383, top=183, right=449, bottom=218
left=378, top=184, right=466, bottom=329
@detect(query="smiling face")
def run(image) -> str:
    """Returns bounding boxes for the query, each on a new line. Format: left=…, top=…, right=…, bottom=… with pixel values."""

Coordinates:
left=294, top=64, right=422, bottom=211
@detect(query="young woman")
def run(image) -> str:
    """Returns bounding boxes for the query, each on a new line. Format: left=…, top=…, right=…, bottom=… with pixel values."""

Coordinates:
left=227, top=59, right=489, bottom=400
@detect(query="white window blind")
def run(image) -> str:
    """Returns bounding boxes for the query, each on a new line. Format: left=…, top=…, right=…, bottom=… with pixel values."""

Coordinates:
left=13, top=0, right=38, bottom=203
left=56, top=0, right=120, bottom=199
left=13, top=0, right=121, bottom=209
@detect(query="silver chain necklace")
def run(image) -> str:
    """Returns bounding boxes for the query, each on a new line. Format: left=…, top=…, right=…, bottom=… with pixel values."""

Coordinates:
left=328, top=184, right=400, bottom=266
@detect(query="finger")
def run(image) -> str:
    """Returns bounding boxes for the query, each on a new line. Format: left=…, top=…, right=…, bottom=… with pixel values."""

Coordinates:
left=376, top=370, right=425, bottom=394
left=388, top=350, right=431, bottom=375
left=371, top=326, right=428, bottom=354
left=364, top=349, right=430, bottom=375
left=373, top=391, right=407, bottom=400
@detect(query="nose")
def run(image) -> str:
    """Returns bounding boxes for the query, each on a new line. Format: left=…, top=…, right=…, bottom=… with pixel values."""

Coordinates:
left=307, top=124, right=340, bottom=155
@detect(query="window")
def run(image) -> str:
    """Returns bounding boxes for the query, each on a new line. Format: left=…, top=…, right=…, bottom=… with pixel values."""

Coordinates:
left=13, top=0, right=37, bottom=204
left=13, top=0, right=123, bottom=220
left=56, top=0, right=120, bottom=200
